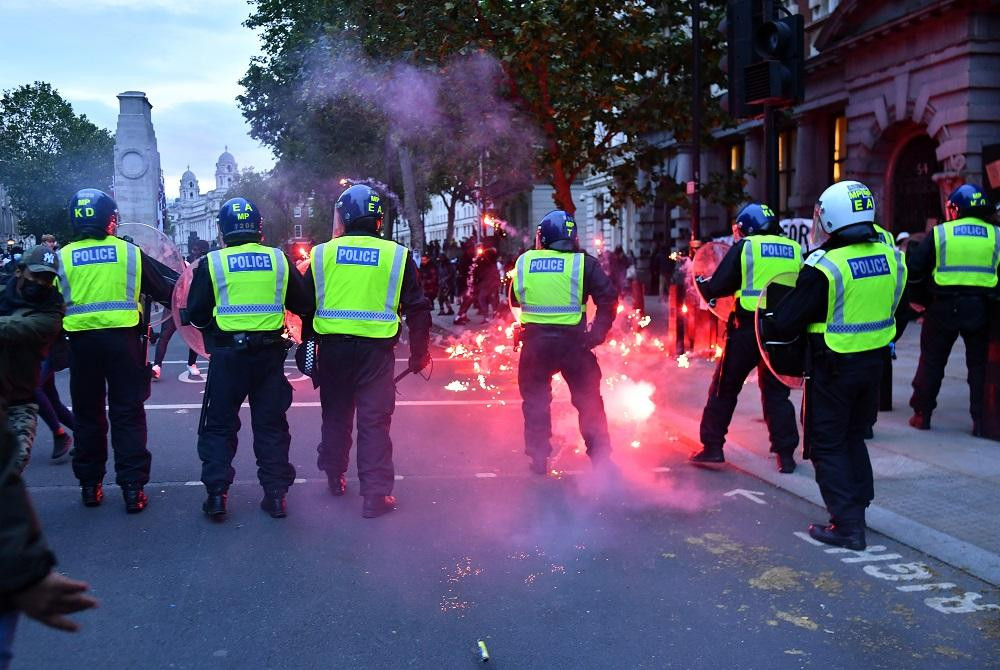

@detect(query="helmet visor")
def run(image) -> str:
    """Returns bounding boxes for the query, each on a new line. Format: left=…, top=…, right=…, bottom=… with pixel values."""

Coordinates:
left=811, top=204, right=829, bottom=248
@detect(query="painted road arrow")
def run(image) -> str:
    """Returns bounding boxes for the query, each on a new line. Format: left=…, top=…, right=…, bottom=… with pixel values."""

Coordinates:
left=724, top=489, right=767, bottom=505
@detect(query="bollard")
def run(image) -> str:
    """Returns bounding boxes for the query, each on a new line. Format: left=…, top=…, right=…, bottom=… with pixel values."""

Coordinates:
left=982, top=299, right=1000, bottom=440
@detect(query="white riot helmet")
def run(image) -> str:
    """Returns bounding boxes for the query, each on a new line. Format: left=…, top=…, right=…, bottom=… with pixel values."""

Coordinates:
left=812, top=180, right=876, bottom=246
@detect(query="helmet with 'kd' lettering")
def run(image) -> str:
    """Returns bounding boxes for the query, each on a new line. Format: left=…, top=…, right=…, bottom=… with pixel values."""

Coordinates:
left=218, top=197, right=263, bottom=244
left=735, top=202, right=779, bottom=237
left=68, top=188, right=118, bottom=237
left=334, top=185, right=384, bottom=234
left=945, top=183, right=991, bottom=221
left=536, top=210, right=579, bottom=251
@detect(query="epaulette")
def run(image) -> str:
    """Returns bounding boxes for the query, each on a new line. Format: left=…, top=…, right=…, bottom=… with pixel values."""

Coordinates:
left=804, top=249, right=826, bottom=267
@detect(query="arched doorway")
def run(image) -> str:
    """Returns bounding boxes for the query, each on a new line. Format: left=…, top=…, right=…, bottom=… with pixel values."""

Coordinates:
left=891, top=135, right=942, bottom=235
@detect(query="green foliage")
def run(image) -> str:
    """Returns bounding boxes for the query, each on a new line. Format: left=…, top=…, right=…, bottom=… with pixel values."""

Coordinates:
left=223, top=167, right=335, bottom=244
left=0, top=82, right=115, bottom=241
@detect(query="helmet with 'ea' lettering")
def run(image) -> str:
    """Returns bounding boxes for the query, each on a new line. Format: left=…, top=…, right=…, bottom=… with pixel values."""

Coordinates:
left=812, top=180, right=877, bottom=246
left=334, top=185, right=384, bottom=235
left=67, top=188, right=118, bottom=237
left=218, top=197, right=263, bottom=244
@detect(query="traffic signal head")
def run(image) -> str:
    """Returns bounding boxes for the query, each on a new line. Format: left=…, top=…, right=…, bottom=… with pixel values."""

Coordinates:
left=745, top=14, right=804, bottom=106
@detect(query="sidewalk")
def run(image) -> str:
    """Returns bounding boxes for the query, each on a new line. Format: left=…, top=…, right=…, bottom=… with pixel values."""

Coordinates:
left=431, top=297, right=1000, bottom=587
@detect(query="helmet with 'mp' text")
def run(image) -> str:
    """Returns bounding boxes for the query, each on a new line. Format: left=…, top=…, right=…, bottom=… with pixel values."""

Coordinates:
left=68, top=188, right=118, bottom=237
left=335, top=185, right=384, bottom=234
left=946, top=183, right=991, bottom=221
left=217, top=197, right=263, bottom=244
left=536, top=210, right=578, bottom=251
left=735, top=202, right=779, bottom=236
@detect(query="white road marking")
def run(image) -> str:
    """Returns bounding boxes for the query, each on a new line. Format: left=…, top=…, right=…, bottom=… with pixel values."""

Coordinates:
left=394, top=475, right=404, bottom=480
left=474, top=472, right=498, bottom=478
left=184, top=481, right=200, bottom=486
left=723, top=489, right=767, bottom=505
left=133, top=400, right=524, bottom=410
left=651, top=466, right=671, bottom=473
left=293, top=478, right=307, bottom=484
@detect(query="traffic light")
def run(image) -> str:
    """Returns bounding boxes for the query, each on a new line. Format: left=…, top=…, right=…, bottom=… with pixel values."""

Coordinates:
left=744, top=13, right=805, bottom=106
left=720, top=0, right=763, bottom=119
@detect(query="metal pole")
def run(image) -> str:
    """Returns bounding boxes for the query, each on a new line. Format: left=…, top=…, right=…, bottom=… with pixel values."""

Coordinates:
left=764, top=106, right=779, bottom=209
left=476, top=154, right=484, bottom=243
left=691, top=0, right=702, bottom=243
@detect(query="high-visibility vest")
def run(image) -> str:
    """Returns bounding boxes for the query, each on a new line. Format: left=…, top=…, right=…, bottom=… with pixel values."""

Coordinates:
left=874, top=224, right=894, bottom=247
left=311, top=235, right=407, bottom=338
left=206, top=243, right=288, bottom=332
left=806, top=243, right=907, bottom=354
left=57, top=236, right=141, bottom=331
left=735, top=235, right=802, bottom=311
left=514, top=249, right=585, bottom=326
left=931, top=218, right=1000, bottom=289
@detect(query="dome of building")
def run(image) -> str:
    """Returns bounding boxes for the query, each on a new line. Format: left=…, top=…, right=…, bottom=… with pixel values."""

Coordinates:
left=217, top=148, right=236, bottom=166
left=181, top=167, right=197, bottom=183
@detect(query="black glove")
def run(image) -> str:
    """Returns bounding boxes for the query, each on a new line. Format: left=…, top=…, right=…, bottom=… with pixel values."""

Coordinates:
left=408, top=351, right=431, bottom=373
left=583, top=330, right=604, bottom=350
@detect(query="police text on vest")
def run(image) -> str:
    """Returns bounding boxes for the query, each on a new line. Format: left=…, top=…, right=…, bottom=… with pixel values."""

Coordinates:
left=848, top=255, right=890, bottom=279
left=953, top=224, right=988, bottom=238
left=760, top=243, right=795, bottom=259
left=227, top=252, right=273, bottom=272
left=336, top=246, right=380, bottom=266
left=71, top=246, right=118, bottom=266
left=529, top=258, right=565, bottom=273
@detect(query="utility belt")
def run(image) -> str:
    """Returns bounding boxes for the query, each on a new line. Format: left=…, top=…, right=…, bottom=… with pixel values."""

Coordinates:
left=727, top=308, right=755, bottom=331
left=805, top=334, right=883, bottom=376
left=213, top=331, right=288, bottom=352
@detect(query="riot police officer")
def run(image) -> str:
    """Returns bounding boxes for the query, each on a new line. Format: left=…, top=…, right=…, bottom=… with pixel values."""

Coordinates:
left=763, top=180, right=908, bottom=549
left=306, top=185, right=431, bottom=519
left=186, top=198, right=312, bottom=520
left=56, top=189, right=174, bottom=513
left=511, top=210, right=618, bottom=474
left=907, top=184, right=998, bottom=436
left=689, top=203, right=801, bottom=473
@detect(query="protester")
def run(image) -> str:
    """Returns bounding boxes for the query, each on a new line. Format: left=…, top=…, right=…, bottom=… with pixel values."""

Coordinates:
left=436, top=254, right=455, bottom=315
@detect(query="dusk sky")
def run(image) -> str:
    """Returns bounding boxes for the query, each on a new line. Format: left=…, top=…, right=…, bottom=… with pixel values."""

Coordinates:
left=0, top=0, right=275, bottom=199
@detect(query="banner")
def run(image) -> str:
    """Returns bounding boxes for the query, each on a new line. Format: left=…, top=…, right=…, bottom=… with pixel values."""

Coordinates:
left=779, top=218, right=813, bottom=248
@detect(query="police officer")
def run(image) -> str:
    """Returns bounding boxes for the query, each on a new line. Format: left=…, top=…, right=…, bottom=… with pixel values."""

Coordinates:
left=511, top=210, right=618, bottom=474
left=907, top=184, right=998, bottom=436
left=763, top=181, right=907, bottom=549
left=689, top=203, right=801, bottom=473
left=186, top=198, right=312, bottom=520
left=56, top=189, right=174, bottom=513
left=306, top=185, right=431, bottom=519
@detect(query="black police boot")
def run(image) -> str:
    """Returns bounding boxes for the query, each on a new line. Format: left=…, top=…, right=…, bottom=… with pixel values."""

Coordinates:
left=807, top=523, right=865, bottom=551
left=81, top=483, right=103, bottom=507
left=972, top=419, right=985, bottom=438
left=689, top=446, right=725, bottom=468
left=777, top=452, right=796, bottom=474
left=260, top=491, right=287, bottom=518
left=908, top=412, right=931, bottom=430
left=362, top=495, right=396, bottom=518
left=123, top=486, right=148, bottom=514
left=202, top=492, right=228, bottom=519
left=528, top=456, right=548, bottom=475
left=327, top=473, right=347, bottom=497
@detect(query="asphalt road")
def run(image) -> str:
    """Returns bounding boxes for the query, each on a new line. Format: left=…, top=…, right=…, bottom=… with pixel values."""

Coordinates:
left=14, top=336, right=1000, bottom=669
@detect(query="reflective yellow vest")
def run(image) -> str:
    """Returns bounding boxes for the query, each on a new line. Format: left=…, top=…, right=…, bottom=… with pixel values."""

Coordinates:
left=874, top=224, right=894, bottom=247
left=736, top=235, right=802, bottom=311
left=806, top=243, right=907, bottom=353
left=311, top=235, right=407, bottom=338
left=57, top=236, right=141, bottom=331
left=931, top=218, right=1000, bottom=289
left=206, top=244, right=288, bottom=332
left=514, top=249, right=585, bottom=326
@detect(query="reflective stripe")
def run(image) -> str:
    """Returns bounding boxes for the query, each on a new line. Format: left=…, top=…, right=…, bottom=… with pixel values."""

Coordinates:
left=217, top=303, right=284, bottom=315
left=209, top=251, right=230, bottom=306
left=56, top=258, right=72, bottom=308
left=273, top=252, right=287, bottom=306
left=519, top=252, right=583, bottom=314
left=741, top=289, right=762, bottom=297
left=826, top=317, right=895, bottom=334
left=814, top=249, right=903, bottom=335
left=314, top=242, right=405, bottom=323
left=890, top=247, right=906, bottom=313
left=743, top=242, right=756, bottom=295
left=65, top=300, right=138, bottom=315
left=125, top=243, right=138, bottom=304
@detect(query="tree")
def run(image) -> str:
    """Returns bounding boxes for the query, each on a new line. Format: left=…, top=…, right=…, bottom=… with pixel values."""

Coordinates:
left=0, top=82, right=115, bottom=241
left=223, top=167, right=335, bottom=245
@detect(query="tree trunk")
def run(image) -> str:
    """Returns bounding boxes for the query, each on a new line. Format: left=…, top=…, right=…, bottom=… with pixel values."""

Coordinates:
left=445, top=192, right=457, bottom=244
left=551, top=163, right=576, bottom=215
left=397, top=143, right=425, bottom=252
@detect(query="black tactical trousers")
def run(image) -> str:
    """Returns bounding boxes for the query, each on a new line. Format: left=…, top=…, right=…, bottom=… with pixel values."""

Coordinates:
left=69, top=328, right=151, bottom=487
left=699, top=324, right=799, bottom=454
left=805, top=350, right=882, bottom=529
left=518, top=333, right=612, bottom=462
left=198, top=344, right=295, bottom=494
left=316, top=337, right=396, bottom=496
left=909, top=296, right=989, bottom=422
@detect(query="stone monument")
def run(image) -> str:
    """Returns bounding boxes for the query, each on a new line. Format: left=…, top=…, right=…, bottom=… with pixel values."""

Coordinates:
left=113, top=91, right=163, bottom=227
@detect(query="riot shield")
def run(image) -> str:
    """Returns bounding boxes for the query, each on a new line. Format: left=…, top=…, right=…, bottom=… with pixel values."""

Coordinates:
left=755, top=271, right=806, bottom=389
left=171, top=257, right=209, bottom=359
left=118, top=222, right=184, bottom=328
left=691, top=241, right=734, bottom=320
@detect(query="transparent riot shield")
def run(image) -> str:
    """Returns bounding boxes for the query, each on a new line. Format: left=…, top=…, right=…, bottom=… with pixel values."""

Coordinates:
left=117, top=222, right=184, bottom=328
left=691, top=241, right=734, bottom=320
left=171, top=257, right=209, bottom=359
left=755, top=271, right=806, bottom=389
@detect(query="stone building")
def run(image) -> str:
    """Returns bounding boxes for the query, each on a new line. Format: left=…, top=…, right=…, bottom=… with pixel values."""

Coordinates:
left=167, top=149, right=239, bottom=255
left=0, top=183, right=17, bottom=243
left=583, top=0, right=1000, bottom=269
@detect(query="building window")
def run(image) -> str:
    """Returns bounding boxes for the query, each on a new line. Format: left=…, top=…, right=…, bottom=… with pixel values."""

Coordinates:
left=830, top=114, right=847, bottom=183
left=778, top=129, right=797, bottom=214
left=293, top=206, right=302, bottom=218
left=729, top=142, right=744, bottom=174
